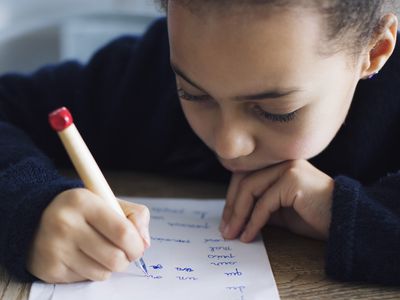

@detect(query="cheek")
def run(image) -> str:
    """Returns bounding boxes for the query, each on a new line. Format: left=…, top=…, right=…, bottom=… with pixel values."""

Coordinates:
left=276, top=105, right=350, bottom=160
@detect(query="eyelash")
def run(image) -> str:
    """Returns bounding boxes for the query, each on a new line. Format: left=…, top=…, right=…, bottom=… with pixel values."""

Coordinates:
left=177, top=88, right=298, bottom=123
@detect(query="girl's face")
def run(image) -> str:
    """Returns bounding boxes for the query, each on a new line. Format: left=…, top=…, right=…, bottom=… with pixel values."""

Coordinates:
left=168, top=3, right=365, bottom=173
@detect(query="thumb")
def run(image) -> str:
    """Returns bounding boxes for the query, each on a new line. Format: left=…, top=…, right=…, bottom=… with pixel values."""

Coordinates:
left=118, top=199, right=151, bottom=249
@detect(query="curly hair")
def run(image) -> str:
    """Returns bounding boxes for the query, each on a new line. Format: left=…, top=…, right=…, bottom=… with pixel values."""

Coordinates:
left=156, top=0, right=396, bottom=56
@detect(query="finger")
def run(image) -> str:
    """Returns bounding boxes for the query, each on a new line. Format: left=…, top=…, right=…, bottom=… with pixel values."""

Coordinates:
left=77, top=223, right=130, bottom=272
left=224, top=163, right=290, bottom=239
left=85, top=201, right=145, bottom=261
left=240, top=179, right=285, bottom=243
left=35, top=261, right=84, bottom=284
left=61, top=266, right=86, bottom=283
left=119, top=200, right=151, bottom=248
left=220, top=172, right=247, bottom=231
left=68, top=249, right=113, bottom=282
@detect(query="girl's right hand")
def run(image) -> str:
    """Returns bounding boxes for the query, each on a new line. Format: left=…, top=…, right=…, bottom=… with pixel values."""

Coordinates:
left=27, top=188, right=150, bottom=283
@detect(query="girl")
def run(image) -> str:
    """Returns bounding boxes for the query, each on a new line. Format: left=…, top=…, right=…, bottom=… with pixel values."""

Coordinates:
left=0, top=0, right=399, bottom=286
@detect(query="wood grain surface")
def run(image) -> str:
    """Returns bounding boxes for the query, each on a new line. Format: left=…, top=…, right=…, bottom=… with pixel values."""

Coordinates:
left=1, top=171, right=399, bottom=299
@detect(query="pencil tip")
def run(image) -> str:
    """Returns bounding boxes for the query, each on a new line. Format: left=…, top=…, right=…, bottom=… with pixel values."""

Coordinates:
left=140, top=258, right=148, bottom=275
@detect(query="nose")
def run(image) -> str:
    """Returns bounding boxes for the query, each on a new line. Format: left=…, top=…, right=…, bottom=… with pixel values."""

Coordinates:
left=213, top=119, right=256, bottom=160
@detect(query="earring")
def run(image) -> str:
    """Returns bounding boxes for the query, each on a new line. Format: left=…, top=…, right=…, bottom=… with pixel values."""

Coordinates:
left=363, top=71, right=379, bottom=80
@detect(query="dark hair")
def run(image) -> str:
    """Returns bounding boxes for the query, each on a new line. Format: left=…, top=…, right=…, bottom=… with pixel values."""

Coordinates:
left=157, top=0, right=395, bottom=56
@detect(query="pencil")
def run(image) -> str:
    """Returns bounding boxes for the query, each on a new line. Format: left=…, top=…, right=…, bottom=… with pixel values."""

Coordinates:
left=48, top=107, right=148, bottom=275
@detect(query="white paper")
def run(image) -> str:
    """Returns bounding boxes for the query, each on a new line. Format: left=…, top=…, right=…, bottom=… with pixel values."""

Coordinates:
left=30, top=197, right=280, bottom=300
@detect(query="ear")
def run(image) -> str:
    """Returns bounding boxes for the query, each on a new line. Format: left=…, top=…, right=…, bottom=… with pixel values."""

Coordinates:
left=360, top=13, right=398, bottom=79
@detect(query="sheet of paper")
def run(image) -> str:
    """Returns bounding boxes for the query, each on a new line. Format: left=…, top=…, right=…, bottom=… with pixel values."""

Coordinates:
left=30, top=197, right=280, bottom=300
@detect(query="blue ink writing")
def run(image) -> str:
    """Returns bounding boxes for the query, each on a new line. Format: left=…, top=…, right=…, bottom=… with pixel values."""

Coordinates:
left=176, top=267, right=194, bottom=272
left=146, top=275, right=163, bottom=279
left=208, top=253, right=235, bottom=260
left=224, top=268, right=243, bottom=277
left=151, top=237, right=191, bottom=244
left=168, top=222, right=209, bottom=229
left=204, top=238, right=225, bottom=243
left=152, top=207, right=184, bottom=214
left=209, top=246, right=232, bottom=252
left=226, top=286, right=246, bottom=294
left=210, top=261, right=238, bottom=266
left=176, top=276, right=198, bottom=281
left=193, top=210, right=207, bottom=219
left=149, top=264, right=163, bottom=270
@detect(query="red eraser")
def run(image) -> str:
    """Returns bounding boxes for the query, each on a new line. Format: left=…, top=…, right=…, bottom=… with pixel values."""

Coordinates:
left=48, top=107, right=74, bottom=132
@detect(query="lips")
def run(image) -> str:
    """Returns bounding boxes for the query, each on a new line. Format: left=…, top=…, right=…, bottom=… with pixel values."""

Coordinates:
left=218, top=157, right=282, bottom=173
left=219, top=160, right=255, bottom=173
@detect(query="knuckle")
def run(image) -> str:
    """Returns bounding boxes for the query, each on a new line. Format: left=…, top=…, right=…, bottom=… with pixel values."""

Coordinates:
left=68, top=190, right=88, bottom=208
left=286, top=166, right=301, bottom=181
left=136, top=204, right=151, bottom=223
left=114, top=223, right=131, bottom=244
left=52, top=212, right=74, bottom=235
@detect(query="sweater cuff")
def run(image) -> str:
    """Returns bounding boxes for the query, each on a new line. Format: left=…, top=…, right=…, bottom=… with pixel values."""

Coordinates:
left=1, top=160, right=83, bottom=282
left=325, top=175, right=361, bottom=281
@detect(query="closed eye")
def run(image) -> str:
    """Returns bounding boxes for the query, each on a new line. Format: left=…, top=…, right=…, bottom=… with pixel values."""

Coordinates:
left=177, top=88, right=212, bottom=102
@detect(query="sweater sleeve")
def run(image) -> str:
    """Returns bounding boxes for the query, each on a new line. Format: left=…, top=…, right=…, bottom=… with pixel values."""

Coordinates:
left=326, top=173, right=400, bottom=285
left=0, top=18, right=173, bottom=282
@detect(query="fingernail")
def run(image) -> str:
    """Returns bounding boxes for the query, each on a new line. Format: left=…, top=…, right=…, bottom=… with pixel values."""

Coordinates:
left=223, top=224, right=231, bottom=238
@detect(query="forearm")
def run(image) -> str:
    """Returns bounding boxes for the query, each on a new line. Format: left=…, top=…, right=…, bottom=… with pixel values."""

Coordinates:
left=326, top=174, right=400, bottom=285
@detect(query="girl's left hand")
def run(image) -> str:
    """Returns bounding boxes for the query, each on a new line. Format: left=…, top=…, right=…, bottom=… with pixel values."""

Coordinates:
left=220, top=160, right=334, bottom=242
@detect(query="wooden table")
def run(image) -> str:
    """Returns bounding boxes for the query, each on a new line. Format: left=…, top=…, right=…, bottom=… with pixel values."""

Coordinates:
left=1, top=172, right=399, bottom=299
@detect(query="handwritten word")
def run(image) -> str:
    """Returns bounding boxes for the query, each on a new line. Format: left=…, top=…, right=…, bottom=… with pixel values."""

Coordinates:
left=175, top=267, right=194, bottom=272
left=151, top=237, right=191, bottom=244
left=176, top=276, right=198, bottom=281
left=226, top=286, right=246, bottom=294
left=209, top=246, right=232, bottom=252
left=168, top=222, right=209, bottom=229
left=210, top=261, right=238, bottom=266
left=146, top=275, right=163, bottom=280
left=204, top=238, right=225, bottom=243
left=193, top=210, right=207, bottom=219
left=149, top=264, right=163, bottom=270
left=150, top=215, right=165, bottom=220
left=152, top=207, right=184, bottom=214
left=208, top=253, right=235, bottom=260
left=224, top=268, right=243, bottom=277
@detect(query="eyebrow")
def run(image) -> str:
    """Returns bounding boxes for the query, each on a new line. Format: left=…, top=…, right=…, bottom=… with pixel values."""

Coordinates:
left=171, top=63, right=301, bottom=101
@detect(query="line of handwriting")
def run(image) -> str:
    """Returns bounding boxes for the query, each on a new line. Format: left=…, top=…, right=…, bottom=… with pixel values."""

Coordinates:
left=210, top=261, right=238, bottom=266
left=168, top=222, right=209, bottom=229
left=226, top=286, right=246, bottom=294
left=224, top=268, right=243, bottom=277
left=208, top=253, right=235, bottom=260
left=176, top=276, right=198, bottom=281
left=175, top=267, right=194, bottom=272
left=209, top=246, right=232, bottom=252
left=151, top=207, right=184, bottom=214
left=151, top=236, right=191, bottom=243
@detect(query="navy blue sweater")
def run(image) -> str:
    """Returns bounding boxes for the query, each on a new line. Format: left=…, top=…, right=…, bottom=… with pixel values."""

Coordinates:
left=0, top=19, right=399, bottom=285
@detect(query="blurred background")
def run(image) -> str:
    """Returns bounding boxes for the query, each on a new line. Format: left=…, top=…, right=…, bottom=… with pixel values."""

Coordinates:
left=0, top=1, right=398, bottom=74
left=0, top=0, right=162, bottom=73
